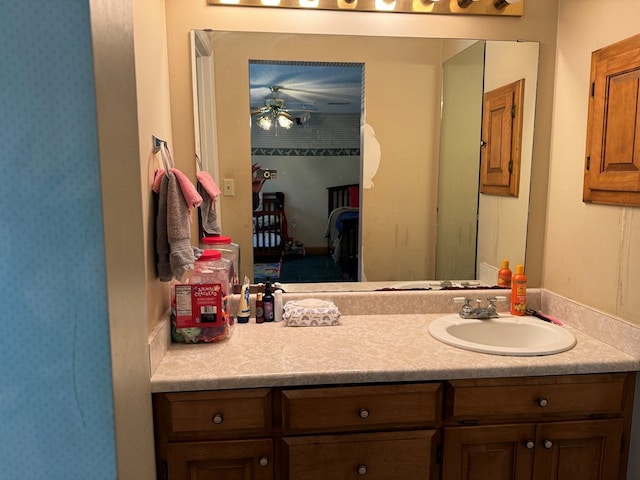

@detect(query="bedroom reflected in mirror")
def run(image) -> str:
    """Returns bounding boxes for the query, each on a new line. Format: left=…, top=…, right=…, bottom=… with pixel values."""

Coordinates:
left=249, top=60, right=363, bottom=284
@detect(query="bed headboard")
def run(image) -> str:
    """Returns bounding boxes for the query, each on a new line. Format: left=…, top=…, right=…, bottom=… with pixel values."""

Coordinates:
left=327, top=184, right=359, bottom=215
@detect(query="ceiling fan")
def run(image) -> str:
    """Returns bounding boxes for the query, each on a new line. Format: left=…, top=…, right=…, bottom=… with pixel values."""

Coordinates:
left=250, top=85, right=312, bottom=130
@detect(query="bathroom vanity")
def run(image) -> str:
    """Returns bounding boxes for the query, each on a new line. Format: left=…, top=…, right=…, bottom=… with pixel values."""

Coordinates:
left=150, top=290, right=639, bottom=480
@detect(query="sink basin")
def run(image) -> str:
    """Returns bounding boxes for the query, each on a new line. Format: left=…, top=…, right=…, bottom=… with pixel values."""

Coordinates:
left=428, top=313, right=576, bottom=356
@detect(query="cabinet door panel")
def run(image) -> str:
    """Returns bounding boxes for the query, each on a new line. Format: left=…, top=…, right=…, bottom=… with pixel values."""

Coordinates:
left=532, top=419, right=623, bottom=480
left=167, top=439, right=273, bottom=480
left=283, top=430, right=436, bottom=480
left=443, top=424, right=535, bottom=480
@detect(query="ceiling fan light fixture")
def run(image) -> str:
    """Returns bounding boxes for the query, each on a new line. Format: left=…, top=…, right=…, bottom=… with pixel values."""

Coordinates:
left=278, top=114, right=294, bottom=129
left=257, top=115, right=272, bottom=130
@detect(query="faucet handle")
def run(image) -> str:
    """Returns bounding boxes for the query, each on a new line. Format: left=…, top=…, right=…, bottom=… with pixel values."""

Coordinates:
left=453, top=297, right=474, bottom=317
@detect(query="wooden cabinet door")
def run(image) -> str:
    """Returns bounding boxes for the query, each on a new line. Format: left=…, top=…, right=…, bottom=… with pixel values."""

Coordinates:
left=583, top=32, right=640, bottom=206
left=480, top=78, right=525, bottom=197
left=532, top=419, right=624, bottom=480
left=442, top=424, right=535, bottom=480
left=167, top=439, right=273, bottom=480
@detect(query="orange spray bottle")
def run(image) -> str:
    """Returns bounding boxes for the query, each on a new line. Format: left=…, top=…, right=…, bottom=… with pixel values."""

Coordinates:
left=510, top=264, right=527, bottom=315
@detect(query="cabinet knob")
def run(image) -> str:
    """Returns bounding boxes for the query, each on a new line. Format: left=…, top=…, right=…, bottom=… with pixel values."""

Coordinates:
left=357, top=464, right=368, bottom=475
left=359, top=408, right=370, bottom=419
left=211, top=413, right=224, bottom=424
left=537, top=397, right=549, bottom=407
left=525, top=440, right=535, bottom=449
left=258, top=456, right=269, bottom=467
left=543, top=439, right=553, bottom=449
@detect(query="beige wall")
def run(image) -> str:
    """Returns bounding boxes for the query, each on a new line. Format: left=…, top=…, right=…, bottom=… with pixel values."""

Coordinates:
left=165, top=0, right=559, bottom=286
left=91, top=0, right=173, bottom=477
left=544, top=0, right=640, bottom=326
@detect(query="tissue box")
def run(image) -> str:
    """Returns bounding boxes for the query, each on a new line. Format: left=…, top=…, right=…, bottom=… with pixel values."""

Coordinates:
left=282, top=299, right=341, bottom=327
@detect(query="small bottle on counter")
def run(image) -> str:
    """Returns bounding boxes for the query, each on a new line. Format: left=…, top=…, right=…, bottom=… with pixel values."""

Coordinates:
left=498, top=260, right=512, bottom=288
left=256, top=293, right=264, bottom=323
left=274, top=289, right=283, bottom=322
left=263, top=278, right=275, bottom=322
left=510, top=264, right=527, bottom=315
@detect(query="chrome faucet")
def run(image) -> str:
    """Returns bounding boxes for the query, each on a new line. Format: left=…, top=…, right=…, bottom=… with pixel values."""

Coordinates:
left=453, top=296, right=506, bottom=319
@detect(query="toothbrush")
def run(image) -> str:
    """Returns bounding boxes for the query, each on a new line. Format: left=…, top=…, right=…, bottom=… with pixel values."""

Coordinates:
left=525, top=309, right=564, bottom=326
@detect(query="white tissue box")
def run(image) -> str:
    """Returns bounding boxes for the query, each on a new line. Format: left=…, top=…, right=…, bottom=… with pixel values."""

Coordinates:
left=282, top=299, right=341, bottom=327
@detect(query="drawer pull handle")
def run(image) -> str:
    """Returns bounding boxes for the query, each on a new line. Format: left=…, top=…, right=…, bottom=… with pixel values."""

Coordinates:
left=525, top=440, right=535, bottom=449
left=537, top=397, right=549, bottom=407
left=543, top=439, right=553, bottom=449
left=359, top=409, right=370, bottom=419
left=357, top=464, right=368, bottom=475
left=259, top=456, right=269, bottom=467
left=212, top=413, right=224, bottom=424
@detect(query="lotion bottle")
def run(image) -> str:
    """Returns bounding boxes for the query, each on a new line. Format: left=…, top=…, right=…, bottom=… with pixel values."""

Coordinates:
left=498, top=260, right=512, bottom=288
left=510, top=264, right=527, bottom=315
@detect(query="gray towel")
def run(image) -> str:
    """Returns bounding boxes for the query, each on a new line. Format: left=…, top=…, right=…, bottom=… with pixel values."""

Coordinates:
left=155, top=173, right=172, bottom=281
left=167, top=171, right=196, bottom=281
left=197, top=182, right=221, bottom=236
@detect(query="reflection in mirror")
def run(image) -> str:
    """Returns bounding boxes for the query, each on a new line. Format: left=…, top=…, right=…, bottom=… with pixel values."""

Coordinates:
left=192, top=31, right=539, bottom=290
left=249, top=61, right=364, bottom=283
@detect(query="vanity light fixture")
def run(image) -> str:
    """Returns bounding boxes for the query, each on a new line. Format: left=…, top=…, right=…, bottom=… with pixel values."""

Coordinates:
left=374, top=0, right=396, bottom=11
left=494, top=0, right=521, bottom=8
left=208, top=0, right=523, bottom=15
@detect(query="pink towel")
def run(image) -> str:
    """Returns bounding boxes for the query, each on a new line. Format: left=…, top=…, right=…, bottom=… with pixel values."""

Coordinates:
left=196, top=170, right=221, bottom=199
left=153, top=168, right=202, bottom=210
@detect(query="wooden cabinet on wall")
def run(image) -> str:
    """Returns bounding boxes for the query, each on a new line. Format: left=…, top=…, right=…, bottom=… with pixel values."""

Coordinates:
left=583, top=33, right=640, bottom=206
left=480, top=78, right=525, bottom=197
left=152, top=373, right=634, bottom=480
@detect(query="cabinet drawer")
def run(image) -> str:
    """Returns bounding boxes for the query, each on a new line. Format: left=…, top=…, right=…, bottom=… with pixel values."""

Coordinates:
left=155, top=388, right=272, bottom=437
left=447, top=374, right=628, bottom=421
left=282, top=383, right=442, bottom=434
left=283, top=430, right=436, bottom=480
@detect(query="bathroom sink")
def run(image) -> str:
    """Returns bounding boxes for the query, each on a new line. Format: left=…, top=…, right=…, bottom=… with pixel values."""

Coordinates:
left=428, top=313, right=576, bottom=356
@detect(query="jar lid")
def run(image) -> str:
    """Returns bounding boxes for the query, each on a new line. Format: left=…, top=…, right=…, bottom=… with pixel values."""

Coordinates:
left=197, top=249, right=222, bottom=261
left=201, top=235, right=231, bottom=245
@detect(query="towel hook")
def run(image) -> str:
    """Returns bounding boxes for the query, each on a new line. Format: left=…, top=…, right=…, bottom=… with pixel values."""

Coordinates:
left=152, top=135, right=172, bottom=172
left=195, top=154, right=203, bottom=172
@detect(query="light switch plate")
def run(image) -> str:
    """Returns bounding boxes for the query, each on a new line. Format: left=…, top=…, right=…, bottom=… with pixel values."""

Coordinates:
left=223, top=178, right=234, bottom=196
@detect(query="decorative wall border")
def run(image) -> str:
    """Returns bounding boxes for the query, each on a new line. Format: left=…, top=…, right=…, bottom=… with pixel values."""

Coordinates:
left=252, top=147, right=360, bottom=156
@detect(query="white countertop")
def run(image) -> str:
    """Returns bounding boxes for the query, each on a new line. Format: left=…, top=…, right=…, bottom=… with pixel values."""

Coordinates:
left=150, top=313, right=639, bottom=393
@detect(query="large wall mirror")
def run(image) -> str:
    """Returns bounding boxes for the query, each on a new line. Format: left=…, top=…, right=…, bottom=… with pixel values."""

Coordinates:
left=192, top=30, right=539, bottom=289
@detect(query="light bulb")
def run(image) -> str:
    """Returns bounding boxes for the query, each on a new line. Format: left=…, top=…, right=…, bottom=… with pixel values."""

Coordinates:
left=278, top=115, right=293, bottom=129
left=257, top=115, right=272, bottom=130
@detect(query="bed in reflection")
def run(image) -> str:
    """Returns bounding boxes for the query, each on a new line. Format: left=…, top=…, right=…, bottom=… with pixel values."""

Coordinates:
left=325, top=184, right=359, bottom=280
left=253, top=192, right=289, bottom=262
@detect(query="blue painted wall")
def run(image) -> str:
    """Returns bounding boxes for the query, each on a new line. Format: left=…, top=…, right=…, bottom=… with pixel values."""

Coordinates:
left=0, top=1, right=117, bottom=478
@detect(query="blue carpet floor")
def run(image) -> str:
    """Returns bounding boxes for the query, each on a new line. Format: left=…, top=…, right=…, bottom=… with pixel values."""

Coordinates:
left=278, top=254, right=344, bottom=283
